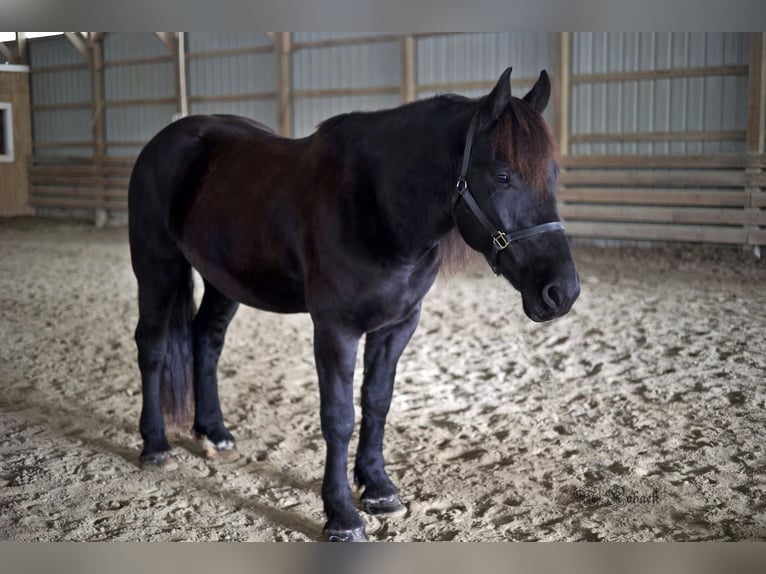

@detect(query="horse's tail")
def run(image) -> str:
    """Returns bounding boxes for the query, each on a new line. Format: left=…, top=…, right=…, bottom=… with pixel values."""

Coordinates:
left=160, top=270, right=196, bottom=431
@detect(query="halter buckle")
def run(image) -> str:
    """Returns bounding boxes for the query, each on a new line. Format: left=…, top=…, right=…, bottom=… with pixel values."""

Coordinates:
left=493, top=231, right=510, bottom=250
left=455, top=178, right=467, bottom=191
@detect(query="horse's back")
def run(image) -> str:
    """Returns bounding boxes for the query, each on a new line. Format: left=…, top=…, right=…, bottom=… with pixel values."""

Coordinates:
left=128, top=114, right=309, bottom=313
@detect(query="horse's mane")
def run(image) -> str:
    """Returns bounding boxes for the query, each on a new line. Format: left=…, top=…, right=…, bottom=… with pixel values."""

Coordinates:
left=491, top=97, right=559, bottom=197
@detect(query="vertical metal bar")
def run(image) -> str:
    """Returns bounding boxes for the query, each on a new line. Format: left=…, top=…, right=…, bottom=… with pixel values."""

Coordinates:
left=177, top=32, right=189, bottom=117
left=746, top=32, right=766, bottom=252
left=15, top=32, right=27, bottom=65
left=91, top=35, right=105, bottom=157
left=400, top=35, right=416, bottom=104
left=552, top=32, right=570, bottom=156
left=277, top=32, right=293, bottom=137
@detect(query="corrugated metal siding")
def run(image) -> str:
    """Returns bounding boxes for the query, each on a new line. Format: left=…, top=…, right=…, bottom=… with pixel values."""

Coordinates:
left=32, top=110, right=92, bottom=157
left=28, top=34, right=82, bottom=67
left=570, top=32, right=749, bottom=155
left=417, top=33, right=552, bottom=86
left=292, top=39, right=400, bottom=137
left=102, top=33, right=176, bottom=155
left=293, top=42, right=400, bottom=90
left=416, top=33, right=554, bottom=124
left=190, top=101, right=278, bottom=130
left=187, top=53, right=276, bottom=95
left=31, top=69, right=91, bottom=105
left=293, top=94, right=401, bottom=137
left=103, top=32, right=168, bottom=61
left=293, top=33, right=387, bottom=43
left=105, top=105, right=177, bottom=154
left=186, top=32, right=277, bottom=129
left=104, top=62, right=175, bottom=101
left=187, top=32, right=272, bottom=52
left=28, top=36, right=93, bottom=157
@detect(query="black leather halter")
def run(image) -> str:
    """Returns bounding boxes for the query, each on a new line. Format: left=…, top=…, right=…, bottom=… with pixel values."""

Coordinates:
left=452, top=113, right=566, bottom=275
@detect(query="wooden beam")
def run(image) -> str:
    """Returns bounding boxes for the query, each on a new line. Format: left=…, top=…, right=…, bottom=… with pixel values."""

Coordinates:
left=571, top=65, right=748, bottom=85
left=90, top=32, right=105, bottom=43
left=16, top=32, right=28, bottom=65
left=265, top=32, right=276, bottom=43
left=0, top=41, right=14, bottom=64
left=561, top=153, right=748, bottom=170
left=552, top=32, right=570, bottom=156
left=155, top=32, right=176, bottom=53
left=189, top=91, right=277, bottom=103
left=177, top=32, right=188, bottom=117
left=400, top=35, right=416, bottom=104
left=570, top=130, right=746, bottom=144
left=291, top=34, right=398, bottom=51
left=64, top=32, right=91, bottom=64
left=416, top=77, right=538, bottom=94
left=91, top=36, right=105, bottom=158
left=186, top=45, right=273, bottom=60
left=277, top=32, right=292, bottom=137
left=293, top=86, right=399, bottom=99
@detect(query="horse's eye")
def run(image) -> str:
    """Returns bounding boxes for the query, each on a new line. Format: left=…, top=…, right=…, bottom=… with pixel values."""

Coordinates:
left=496, top=173, right=510, bottom=184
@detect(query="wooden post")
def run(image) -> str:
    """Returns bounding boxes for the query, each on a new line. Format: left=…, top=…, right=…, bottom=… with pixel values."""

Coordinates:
left=176, top=32, right=189, bottom=117
left=746, top=33, right=765, bottom=155
left=552, top=32, right=570, bottom=157
left=400, top=35, right=416, bottom=104
left=15, top=32, right=27, bottom=65
left=277, top=32, right=292, bottom=137
left=746, top=32, right=766, bottom=253
left=90, top=34, right=107, bottom=226
left=91, top=35, right=106, bottom=157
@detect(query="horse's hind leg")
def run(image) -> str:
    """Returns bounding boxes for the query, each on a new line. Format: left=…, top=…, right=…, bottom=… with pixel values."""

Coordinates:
left=192, top=279, right=240, bottom=460
left=134, top=257, right=193, bottom=468
left=354, top=305, right=421, bottom=518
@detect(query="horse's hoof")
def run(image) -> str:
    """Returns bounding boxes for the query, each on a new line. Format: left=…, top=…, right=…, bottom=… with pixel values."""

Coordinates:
left=361, top=494, right=407, bottom=518
left=200, top=437, right=241, bottom=462
left=323, top=526, right=368, bottom=542
left=140, top=452, right=178, bottom=471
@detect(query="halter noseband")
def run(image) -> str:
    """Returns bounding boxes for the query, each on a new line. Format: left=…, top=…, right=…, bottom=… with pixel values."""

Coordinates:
left=451, top=113, right=566, bottom=275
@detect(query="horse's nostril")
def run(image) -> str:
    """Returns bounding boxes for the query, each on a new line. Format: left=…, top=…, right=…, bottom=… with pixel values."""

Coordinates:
left=542, top=283, right=562, bottom=309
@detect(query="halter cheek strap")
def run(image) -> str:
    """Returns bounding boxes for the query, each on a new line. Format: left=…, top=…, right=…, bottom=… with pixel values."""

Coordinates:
left=451, top=113, right=566, bottom=274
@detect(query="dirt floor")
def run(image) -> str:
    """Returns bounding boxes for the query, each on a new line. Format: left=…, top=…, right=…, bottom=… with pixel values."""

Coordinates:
left=1, top=217, right=765, bottom=541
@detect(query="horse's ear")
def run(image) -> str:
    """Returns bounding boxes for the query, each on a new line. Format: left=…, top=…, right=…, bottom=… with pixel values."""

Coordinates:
left=522, top=70, right=551, bottom=113
left=485, top=67, right=513, bottom=122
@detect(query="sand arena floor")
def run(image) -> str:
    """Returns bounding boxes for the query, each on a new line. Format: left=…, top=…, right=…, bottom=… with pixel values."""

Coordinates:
left=1, top=218, right=765, bottom=541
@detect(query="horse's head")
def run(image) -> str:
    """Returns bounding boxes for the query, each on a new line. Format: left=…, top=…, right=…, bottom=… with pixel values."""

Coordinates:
left=452, top=67, right=580, bottom=322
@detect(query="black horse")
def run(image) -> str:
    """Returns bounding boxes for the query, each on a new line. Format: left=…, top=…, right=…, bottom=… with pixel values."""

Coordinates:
left=128, top=67, right=580, bottom=541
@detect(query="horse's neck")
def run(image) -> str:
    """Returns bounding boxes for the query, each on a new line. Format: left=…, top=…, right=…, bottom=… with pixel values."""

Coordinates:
left=343, top=100, right=477, bottom=262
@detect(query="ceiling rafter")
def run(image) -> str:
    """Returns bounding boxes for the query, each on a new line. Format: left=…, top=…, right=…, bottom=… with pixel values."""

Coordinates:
left=64, top=32, right=91, bottom=63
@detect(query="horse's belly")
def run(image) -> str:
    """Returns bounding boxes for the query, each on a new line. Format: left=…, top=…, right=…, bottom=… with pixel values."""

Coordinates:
left=180, top=242, right=308, bottom=314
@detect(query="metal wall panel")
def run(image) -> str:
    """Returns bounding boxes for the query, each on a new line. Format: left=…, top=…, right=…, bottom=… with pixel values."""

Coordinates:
left=190, top=101, right=278, bottom=131
left=187, top=53, right=276, bottom=96
left=103, top=32, right=168, bottom=61
left=417, top=33, right=553, bottom=87
left=28, top=35, right=93, bottom=157
left=28, top=34, right=83, bottom=67
left=570, top=32, right=749, bottom=155
left=102, top=33, right=177, bottom=155
left=293, top=33, right=387, bottom=43
left=292, top=39, right=400, bottom=137
left=292, top=42, right=400, bottom=91
left=187, top=32, right=272, bottom=52
left=31, top=69, right=91, bottom=105
left=293, top=95, right=401, bottom=137
left=104, top=62, right=176, bottom=101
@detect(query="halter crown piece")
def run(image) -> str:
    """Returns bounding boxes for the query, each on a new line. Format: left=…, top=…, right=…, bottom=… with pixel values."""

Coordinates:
left=451, top=112, right=566, bottom=275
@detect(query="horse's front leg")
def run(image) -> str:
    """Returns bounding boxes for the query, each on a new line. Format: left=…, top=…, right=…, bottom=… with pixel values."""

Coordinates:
left=355, top=305, right=421, bottom=517
left=313, top=320, right=365, bottom=541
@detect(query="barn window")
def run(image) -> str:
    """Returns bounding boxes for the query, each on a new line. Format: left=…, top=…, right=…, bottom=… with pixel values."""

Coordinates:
left=0, top=102, right=13, bottom=162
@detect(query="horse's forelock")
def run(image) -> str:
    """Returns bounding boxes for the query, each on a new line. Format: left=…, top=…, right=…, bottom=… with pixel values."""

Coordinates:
left=490, top=98, right=558, bottom=197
